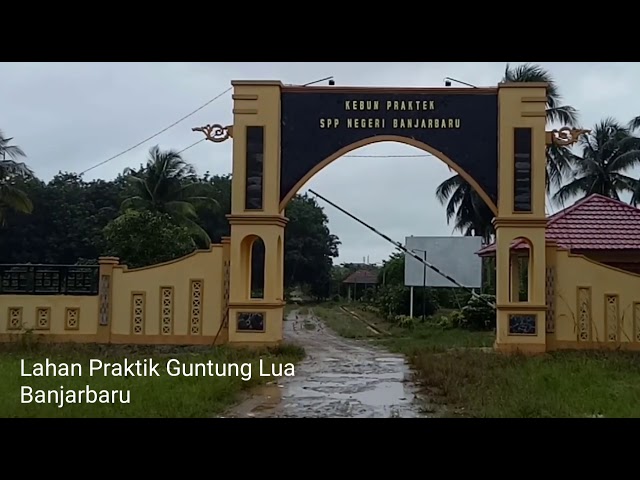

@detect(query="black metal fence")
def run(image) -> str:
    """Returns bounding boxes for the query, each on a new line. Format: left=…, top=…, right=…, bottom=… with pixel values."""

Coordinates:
left=0, top=265, right=100, bottom=296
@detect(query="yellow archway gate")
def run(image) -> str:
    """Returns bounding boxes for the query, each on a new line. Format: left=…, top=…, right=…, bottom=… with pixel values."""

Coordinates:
left=195, top=80, right=586, bottom=354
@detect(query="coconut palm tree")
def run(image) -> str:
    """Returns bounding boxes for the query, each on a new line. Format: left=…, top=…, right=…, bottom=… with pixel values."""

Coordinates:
left=0, top=129, right=34, bottom=226
left=435, top=174, right=495, bottom=243
left=120, top=145, right=218, bottom=246
left=436, top=63, right=579, bottom=238
left=555, top=118, right=640, bottom=205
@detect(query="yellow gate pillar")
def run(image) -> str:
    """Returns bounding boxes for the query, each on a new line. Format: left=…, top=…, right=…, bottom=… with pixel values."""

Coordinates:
left=494, top=83, right=549, bottom=354
left=227, top=81, right=286, bottom=346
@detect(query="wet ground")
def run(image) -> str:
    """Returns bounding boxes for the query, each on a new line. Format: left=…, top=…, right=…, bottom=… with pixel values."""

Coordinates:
left=224, top=310, right=429, bottom=418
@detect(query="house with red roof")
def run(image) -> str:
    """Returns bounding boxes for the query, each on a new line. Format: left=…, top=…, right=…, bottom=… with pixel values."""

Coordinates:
left=477, top=193, right=640, bottom=274
left=477, top=193, right=640, bottom=350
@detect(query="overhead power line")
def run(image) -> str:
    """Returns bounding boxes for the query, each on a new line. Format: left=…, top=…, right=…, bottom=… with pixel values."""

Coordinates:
left=78, top=87, right=232, bottom=176
left=77, top=75, right=338, bottom=177
left=178, top=138, right=207, bottom=154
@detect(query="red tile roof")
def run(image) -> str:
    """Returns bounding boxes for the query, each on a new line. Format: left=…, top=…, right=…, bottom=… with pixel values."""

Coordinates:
left=477, top=194, right=640, bottom=256
left=343, top=269, right=379, bottom=284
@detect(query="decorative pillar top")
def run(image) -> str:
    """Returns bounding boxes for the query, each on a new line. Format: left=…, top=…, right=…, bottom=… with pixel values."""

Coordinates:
left=98, top=256, right=120, bottom=265
left=497, top=82, right=550, bottom=89
left=231, top=80, right=284, bottom=87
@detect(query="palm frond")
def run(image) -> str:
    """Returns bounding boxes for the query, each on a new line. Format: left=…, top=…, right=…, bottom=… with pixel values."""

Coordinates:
left=120, top=196, right=151, bottom=212
left=629, top=116, right=640, bottom=132
left=552, top=176, right=594, bottom=205
left=0, top=129, right=27, bottom=160
left=503, top=63, right=579, bottom=126
left=435, top=174, right=465, bottom=205
left=0, top=184, right=33, bottom=214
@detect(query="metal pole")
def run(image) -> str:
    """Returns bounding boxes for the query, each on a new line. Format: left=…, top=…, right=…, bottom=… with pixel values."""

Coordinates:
left=422, top=251, right=427, bottom=321
left=409, top=286, right=414, bottom=318
left=308, top=188, right=496, bottom=309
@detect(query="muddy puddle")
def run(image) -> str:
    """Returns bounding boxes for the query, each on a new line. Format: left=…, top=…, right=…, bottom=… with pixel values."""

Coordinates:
left=223, top=310, right=432, bottom=418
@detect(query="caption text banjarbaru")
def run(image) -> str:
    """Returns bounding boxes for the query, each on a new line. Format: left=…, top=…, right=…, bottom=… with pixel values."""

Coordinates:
left=19, top=358, right=295, bottom=408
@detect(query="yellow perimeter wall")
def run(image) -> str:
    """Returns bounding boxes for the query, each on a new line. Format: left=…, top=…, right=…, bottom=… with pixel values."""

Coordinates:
left=548, top=247, right=640, bottom=350
left=4, top=239, right=640, bottom=353
left=0, top=240, right=230, bottom=345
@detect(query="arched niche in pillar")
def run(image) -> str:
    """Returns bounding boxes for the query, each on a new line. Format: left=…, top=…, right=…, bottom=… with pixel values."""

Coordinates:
left=240, top=234, right=266, bottom=299
left=509, top=236, right=534, bottom=304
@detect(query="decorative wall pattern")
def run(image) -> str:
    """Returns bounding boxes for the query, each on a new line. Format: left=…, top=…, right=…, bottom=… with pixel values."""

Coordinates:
left=635, top=302, right=640, bottom=343
left=35, top=307, right=51, bottom=330
left=7, top=307, right=22, bottom=330
left=99, top=274, right=110, bottom=326
left=605, top=294, right=619, bottom=342
left=65, top=307, right=80, bottom=330
left=131, top=293, right=145, bottom=335
left=223, top=261, right=230, bottom=325
left=189, top=280, right=203, bottom=335
left=577, top=287, right=591, bottom=342
left=545, top=267, right=556, bottom=333
left=160, top=287, right=174, bottom=335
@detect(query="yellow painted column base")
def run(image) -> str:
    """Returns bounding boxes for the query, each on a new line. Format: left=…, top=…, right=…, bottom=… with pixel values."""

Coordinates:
left=494, top=305, right=547, bottom=355
left=227, top=303, right=285, bottom=345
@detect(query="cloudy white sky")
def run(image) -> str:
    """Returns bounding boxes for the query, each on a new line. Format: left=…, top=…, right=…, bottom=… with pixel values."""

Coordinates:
left=1, top=62, right=639, bottom=265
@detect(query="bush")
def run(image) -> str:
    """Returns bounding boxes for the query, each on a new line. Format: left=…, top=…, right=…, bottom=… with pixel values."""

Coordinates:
left=394, top=315, right=418, bottom=329
left=449, top=310, right=464, bottom=329
left=373, top=284, right=438, bottom=321
left=429, top=312, right=463, bottom=330
left=460, top=294, right=496, bottom=331
left=360, top=304, right=380, bottom=314
left=103, top=211, right=196, bottom=268
left=432, top=288, right=473, bottom=310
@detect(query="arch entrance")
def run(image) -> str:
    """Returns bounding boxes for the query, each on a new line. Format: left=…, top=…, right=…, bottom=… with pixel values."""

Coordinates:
left=196, top=80, right=580, bottom=354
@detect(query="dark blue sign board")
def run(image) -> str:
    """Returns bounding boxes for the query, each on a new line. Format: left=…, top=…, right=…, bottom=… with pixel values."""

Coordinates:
left=279, top=88, right=499, bottom=206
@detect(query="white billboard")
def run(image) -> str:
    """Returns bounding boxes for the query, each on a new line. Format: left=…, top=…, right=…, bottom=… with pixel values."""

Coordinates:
left=404, top=236, right=483, bottom=288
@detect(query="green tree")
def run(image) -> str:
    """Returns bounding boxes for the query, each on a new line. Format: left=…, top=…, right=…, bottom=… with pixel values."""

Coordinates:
left=435, top=63, right=579, bottom=239
left=120, top=145, right=218, bottom=247
left=284, top=194, right=340, bottom=298
left=192, top=173, right=232, bottom=243
left=0, top=129, right=34, bottom=225
left=0, top=156, right=342, bottom=294
left=378, top=251, right=405, bottom=285
left=103, top=210, right=197, bottom=268
left=0, top=172, right=121, bottom=263
left=555, top=118, right=640, bottom=205
left=435, top=174, right=495, bottom=243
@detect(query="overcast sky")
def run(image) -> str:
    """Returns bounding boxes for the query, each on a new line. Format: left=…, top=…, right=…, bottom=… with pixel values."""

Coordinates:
left=1, top=62, right=639, bottom=265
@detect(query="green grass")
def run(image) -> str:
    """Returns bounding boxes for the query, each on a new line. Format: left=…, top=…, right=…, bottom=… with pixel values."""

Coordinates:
left=312, top=304, right=375, bottom=338
left=313, top=302, right=640, bottom=418
left=0, top=342, right=304, bottom=418
left=409, top=349, right=640, bottom=418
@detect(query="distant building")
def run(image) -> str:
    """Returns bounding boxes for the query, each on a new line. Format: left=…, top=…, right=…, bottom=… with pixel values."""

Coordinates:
left=343, top=269, right=379, bottom=301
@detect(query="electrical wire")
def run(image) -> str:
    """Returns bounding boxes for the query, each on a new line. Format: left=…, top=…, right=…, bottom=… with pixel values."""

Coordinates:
left=78, top=87, right=232, bottom=176
left=177, top=138, right=207, bottom=154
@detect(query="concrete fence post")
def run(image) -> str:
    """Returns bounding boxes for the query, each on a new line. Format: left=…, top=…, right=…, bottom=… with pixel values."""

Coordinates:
left=97, top=256, right=119, bottom=343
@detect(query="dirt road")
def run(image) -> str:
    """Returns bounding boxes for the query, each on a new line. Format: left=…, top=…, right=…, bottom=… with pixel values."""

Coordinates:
left=224, top=309, right=428, bottom=418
